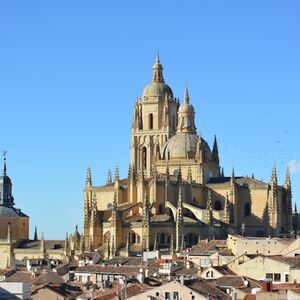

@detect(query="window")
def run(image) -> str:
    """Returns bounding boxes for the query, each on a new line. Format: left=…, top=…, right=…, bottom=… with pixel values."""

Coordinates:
left=173, top=291, right=179, bottom=300
left=158, top=204, right=163, bottom=214
left=131, top=232, right=136, bottom=244
left=167, top=235, right=171, bottom=244
left=206, top=270, right=214, bottom=278
left=160, top=233, right=165, bottom=245
left=23, top=222, right=26, bottom=227
left=78, top=275, right=82, bottom=282
left=244, top=203, right=251, bottom=216
left=214, top=200, right=222, bottom=210
left=274, top=273, right=281, bottom=282
left=285, top=274, right=289, bottom=282
left=149, top=113, right=153, bottom=129
left=191, top=295, right=195, bottom=300
left=142, top=147, right=147, bottom=169
left=156, top=292, right=159, bottom=297
left=172, top=115, right=176, bottom=130
left=266, top=273, right=273, bottom=280
left=200, top=259, right=209, bottom=266
left=165, top=291, right=171, bottom=300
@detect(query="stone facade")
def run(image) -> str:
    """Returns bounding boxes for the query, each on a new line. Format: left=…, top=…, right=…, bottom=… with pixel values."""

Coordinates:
left=83, top=55, right=293, bottom=256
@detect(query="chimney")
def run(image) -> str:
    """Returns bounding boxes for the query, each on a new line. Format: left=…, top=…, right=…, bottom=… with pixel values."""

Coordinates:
left=262, top=279, right=272, bottom=292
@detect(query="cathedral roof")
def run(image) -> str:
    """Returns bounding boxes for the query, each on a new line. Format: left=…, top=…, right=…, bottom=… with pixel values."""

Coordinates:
left=0, top=206, right=28, bottom=217
left=207, top=176, right=269, bottom=187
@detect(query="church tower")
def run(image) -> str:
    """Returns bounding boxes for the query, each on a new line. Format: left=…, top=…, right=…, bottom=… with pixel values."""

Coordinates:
left=130, top=54, right=178, bottom=180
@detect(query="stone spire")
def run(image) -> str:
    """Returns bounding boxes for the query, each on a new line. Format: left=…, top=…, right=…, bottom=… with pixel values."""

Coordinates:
left=40, top=232, right=45, bottom=253
left=91, top=194, right=97, bottom=226
left=176, top=184, right=184, bottom=251
left=142, top=191, right=150, bottom=251
left=3, top=151, right=7, bottom=176
left=231, top=168, right=235, bottom=180
left=177, top=164, right=182, bottom=184
left=142, top=191, right=150, bottom=224
left=152, top=52, right=164, bottom=82
left=285, top=167, right=291, bottom=188
left=184, top=85, right=190, bottom=104
left=205, top=190, right=213, bottom=225
left=212, top=135, right=219, bottom=163
left=86, top=166, right=92, bottom=187
left=176, top=186, right=184, bottom=226
left=106, top=169, right=112, bottom=185
left=165, top=161, right=170, bottom=179
left=114, top=165, right=120, bottom=182
left=269, top=165, right=279, bottom=235
left=34, top=226, right=38, bottom=241
left=112, top=190, right=118, bottom=211
left=271, top=164, right=278, bottom=187
left=223, top=193, right=230, bottom=225
left=64, top=232, right=69, bottom=256
left=127, top=164, right=132, bottom=179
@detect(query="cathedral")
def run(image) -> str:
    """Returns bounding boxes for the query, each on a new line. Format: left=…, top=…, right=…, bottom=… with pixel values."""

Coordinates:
left=83, top=55, right=293, bottom=257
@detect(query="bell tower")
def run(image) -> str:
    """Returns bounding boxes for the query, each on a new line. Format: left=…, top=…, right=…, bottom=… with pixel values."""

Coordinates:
left=130, top=54, right=178, bottom=178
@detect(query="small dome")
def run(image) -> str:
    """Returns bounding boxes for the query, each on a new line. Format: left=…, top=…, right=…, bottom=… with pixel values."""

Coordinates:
left=142, top=82, right=173, bottom=99
left=0, top=175, right=11, bottom=185
left=178, top=102, right=194, bottom=114
left=162, top=133, right=212, bottom=160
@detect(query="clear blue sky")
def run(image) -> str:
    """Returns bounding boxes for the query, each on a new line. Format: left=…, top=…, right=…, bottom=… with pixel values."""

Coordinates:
left=0, top=1, right=299, bottom=239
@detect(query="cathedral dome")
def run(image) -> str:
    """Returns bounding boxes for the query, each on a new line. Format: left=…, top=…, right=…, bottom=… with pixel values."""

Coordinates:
left=142, top=82, right=173, bottom=99
left=162, top=133, right=212, bottom=160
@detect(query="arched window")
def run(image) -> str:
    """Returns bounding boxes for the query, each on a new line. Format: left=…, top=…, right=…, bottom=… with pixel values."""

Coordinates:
left=245, top=203, right=251, bottom=216
left=167, top=235, right=171, bottom=244
left=214, top=200, right=222, bottom=211
left=155, top=144, right=161, bottom=160
left=188, top=233, right=194, bottom=244
left=137, top=235, right=141, bottom=244
left=131, top=232, right=136, bottom=244
left=160, top=233, right=165, bottom=245
left=158, top=204, right=163, bottom=214
left=172, top=115, right=176, bottom=130
left=142, top=147, right=147, bottom=169
left=192, top=197, right=196, bottom=205
left=149, top=113, right=153, bottom=130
